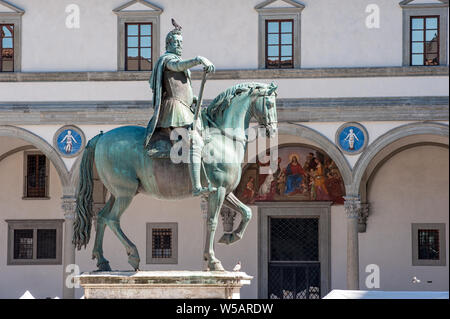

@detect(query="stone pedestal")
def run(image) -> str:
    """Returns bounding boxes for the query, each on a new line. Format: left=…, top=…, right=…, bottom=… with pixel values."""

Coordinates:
left=77, top=271, right=253, bottom=299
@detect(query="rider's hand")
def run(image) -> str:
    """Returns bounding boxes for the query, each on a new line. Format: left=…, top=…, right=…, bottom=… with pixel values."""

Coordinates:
left=196, top=56, right=215, bottom=73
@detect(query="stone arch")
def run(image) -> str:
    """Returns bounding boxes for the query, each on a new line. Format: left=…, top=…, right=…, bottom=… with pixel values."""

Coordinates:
left=0, top=125, right=70, bottom=190
left=275, top=123, right=353, bottom=187
left=350, top=122, right=449, bottom=198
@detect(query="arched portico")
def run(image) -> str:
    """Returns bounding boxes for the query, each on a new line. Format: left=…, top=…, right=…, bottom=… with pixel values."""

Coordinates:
left=345, top=122, right=448, bottom=290
left=351, top=122, right=449, bottom=198
left=0, top=125, right=69, bottom=187
left=0, top=125, right=77, bottom=299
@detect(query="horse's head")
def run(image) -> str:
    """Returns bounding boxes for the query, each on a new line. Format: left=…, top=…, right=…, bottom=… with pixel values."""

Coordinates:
left=252, top=82, right=278, bottom=138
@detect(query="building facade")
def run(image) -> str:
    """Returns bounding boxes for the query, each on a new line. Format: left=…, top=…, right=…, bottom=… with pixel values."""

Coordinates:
left=0, top=0, right=448, bottom=299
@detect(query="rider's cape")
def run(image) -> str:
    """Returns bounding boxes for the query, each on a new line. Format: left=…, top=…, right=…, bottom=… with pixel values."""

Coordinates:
left=144, top=52, right=191, bottom=147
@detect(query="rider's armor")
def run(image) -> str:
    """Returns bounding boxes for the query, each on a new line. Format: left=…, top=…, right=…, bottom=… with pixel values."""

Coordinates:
left=157, top=70, right=194, bottom=128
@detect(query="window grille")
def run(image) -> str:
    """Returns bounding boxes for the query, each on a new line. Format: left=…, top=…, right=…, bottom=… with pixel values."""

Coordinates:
left=152, top=228, right=172, bottom=258
left=26, top=154, right=47, bottom=198
left=37, top=229, right=57, bottom=259
left=418, top=229, right=440, bottom=260
left=13, top=229, right=33, bottom=259
left=269, top=218, right=320, bottom=299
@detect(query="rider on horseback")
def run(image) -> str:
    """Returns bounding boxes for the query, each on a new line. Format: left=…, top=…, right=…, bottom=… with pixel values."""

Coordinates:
left=144, top=20, right=217, bottom=196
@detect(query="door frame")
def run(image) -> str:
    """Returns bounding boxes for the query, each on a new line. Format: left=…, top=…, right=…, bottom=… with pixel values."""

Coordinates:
left=257, top=201, right=332, bottom=298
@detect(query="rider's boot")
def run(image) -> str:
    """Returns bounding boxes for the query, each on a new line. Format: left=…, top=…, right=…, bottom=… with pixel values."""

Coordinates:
left=189, top=129, right=217, bottom=196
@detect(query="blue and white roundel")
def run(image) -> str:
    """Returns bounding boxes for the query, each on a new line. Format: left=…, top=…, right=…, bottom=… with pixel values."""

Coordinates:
left=338, top=126, right=365, bottom=153
left=56, top=128, right=83, bottom=156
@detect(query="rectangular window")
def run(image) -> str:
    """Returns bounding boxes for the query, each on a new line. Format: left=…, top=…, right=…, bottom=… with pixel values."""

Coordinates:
left=265, top=19, right=293, bottom=69
left=410, top=16, right=439, bottom=66
left=7, top=220, right=64, bottom=265
left=146, top=223, right=178, bottom=264
left=25, top=154, right=47, bottom=198
left=0, top=24, right=14, bottom=72
left=126, top=23, right=152, bottom=71
left=412, top=223, right=446, bottom=266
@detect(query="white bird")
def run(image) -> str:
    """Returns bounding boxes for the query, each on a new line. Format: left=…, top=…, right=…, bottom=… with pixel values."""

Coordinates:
left=412, top=276, right=421, bottom=284
left=233, top=261, right=241, bottom=272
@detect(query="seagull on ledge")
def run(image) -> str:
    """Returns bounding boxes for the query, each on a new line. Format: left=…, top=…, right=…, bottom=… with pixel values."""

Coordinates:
left=233, top=261, right=241, bottom=272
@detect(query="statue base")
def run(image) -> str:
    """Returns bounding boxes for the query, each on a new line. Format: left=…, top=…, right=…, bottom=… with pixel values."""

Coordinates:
left=76, top=271, right=253, bottom=299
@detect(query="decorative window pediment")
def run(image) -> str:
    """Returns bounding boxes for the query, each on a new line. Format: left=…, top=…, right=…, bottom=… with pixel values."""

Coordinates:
left=399, top=0, right=448, bottom=8
left=113, top=0, right=163, bottom=15
left=255, top=0, right=305, bottom=12
left=0, top=0, right=24, bottom=14
left=255, top=0, right=304, bottom=69
left=113, top=0, right=163, bottom=71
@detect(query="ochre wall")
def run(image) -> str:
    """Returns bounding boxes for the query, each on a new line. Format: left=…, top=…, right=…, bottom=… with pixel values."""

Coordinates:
left=360, top=145, right=449, bottom=291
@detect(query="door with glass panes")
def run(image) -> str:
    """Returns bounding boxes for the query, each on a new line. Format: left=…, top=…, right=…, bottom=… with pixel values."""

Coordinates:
left=258, top=203, right=331, bottom=299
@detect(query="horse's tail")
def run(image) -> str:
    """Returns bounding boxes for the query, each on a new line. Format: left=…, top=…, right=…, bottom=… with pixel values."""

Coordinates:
left=73, top=132, right=103, bottom=250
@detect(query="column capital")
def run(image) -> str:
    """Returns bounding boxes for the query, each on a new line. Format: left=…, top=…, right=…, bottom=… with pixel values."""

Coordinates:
left=61, top=196, right=77, bottom=220
left=220, top=207, right=237, bottom=233
left=344, top=196, right=361, bottom=219
left=358, top=203, right=370, bottom=232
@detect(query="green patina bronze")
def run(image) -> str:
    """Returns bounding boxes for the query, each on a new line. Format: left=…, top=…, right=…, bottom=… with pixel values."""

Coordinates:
left=72, top=21, right=278, bottom=272
left=145, top=20, right=216, bottom=197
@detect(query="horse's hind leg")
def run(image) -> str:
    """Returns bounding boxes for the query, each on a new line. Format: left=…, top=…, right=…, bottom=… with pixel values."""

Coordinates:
left=218, top=192, right=252, bottom=245
left=103, top=196, right=141, bottom=271
left=92, top=196, right=115, bottom=271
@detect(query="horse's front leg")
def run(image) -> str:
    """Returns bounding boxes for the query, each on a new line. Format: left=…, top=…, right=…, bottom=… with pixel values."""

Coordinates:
left=203, top=186, right=226, bottom=271
left=218, top=192, right=252, bottom=245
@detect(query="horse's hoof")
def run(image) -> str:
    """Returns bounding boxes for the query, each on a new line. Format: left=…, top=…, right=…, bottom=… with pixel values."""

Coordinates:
left=96, top=262, right=112, bottom=272
left=128, top=255, right=140, bottom=271
left=209, top=261, right=225, bottom=272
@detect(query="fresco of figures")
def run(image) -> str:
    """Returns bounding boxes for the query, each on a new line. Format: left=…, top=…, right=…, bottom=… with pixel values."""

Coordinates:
left=236, top=146, right=345, bottom=205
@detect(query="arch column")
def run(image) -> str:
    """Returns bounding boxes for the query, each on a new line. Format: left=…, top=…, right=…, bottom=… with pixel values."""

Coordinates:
left=344, top=196, right=360, bottom=290
left=61, top=195, right=76, bottom=299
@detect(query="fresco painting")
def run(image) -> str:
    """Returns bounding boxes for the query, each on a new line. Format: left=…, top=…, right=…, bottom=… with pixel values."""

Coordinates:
left=236, top=146, right=345, bottom=205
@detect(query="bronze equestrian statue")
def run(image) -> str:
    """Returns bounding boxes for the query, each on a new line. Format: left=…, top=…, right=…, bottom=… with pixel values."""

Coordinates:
left=73, top=21, right=278, bottom=272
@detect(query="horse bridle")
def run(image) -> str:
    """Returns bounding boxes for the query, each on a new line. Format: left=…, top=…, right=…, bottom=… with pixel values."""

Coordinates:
left=203, top=91, right=275, bottom=145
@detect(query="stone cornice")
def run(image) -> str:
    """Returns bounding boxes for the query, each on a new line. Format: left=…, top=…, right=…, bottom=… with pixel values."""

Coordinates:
left=0, top=66, right=448, bottom=82
left=0, top=96, right=447, bottom=125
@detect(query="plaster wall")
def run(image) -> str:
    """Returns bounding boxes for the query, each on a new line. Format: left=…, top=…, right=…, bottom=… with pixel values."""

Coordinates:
left=7, top=0, right=448, bottom=71
left=359, top=145, right=449, bottom=291
left=0, top=150, right=64, bottom=299
left=0, top=76, right=448, bottom=103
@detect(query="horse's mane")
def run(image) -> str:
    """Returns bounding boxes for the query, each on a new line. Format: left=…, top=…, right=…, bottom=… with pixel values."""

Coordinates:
left=205, top=82, right=269, bottom=121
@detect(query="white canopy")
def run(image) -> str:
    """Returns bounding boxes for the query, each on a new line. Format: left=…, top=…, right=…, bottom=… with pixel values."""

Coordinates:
left=323, top=290, right=449, bottom=299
